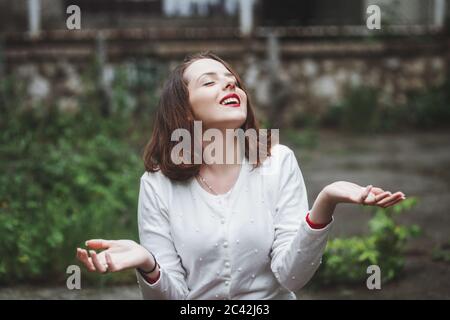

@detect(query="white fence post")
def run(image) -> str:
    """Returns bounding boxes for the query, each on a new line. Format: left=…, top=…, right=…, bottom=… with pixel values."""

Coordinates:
left=28, top=0, right=41, bottom=37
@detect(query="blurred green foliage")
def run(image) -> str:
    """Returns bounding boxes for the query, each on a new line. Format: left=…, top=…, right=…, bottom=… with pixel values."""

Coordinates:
left=432, top=240, right=450, bottom=263
left=335, top=86, right=380, bottom=133
left=315, top=197, right=420, bottom=285
left=321, top=75, right=450, bottom=133
left=282, top=127, right=319, bottom=150
left=0, top=59, right=164, bottom=285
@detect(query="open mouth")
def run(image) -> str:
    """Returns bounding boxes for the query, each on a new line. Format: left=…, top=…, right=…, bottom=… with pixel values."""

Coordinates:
left=219, top=93, right=241, bottom=107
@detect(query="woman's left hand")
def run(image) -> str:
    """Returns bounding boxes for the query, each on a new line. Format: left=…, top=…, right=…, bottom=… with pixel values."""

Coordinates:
left=323, top=181, right=406, bottom=208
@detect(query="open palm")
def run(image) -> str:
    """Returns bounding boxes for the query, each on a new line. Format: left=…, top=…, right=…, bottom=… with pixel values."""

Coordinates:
left=324, top=181, right=406, bottom=208
left=76, top=239, right=152, bottom=273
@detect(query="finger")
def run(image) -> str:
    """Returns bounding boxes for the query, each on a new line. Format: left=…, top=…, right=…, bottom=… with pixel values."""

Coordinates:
left=381, top=195, right=406, bottom=208
left=377, top=193, right=403, bottom=207
left=364, top=191, right=381, bottom=204
left=387, top=191, right=405, bottom=200
left=76, top=248, right=83, bottom=263
left=90, top=250, right=107, bottom=273
left=77, top=248, right=91, bottom=270
left=375, top=192, right=396, bottom=206
left=370, top=187, right=385, bottom=195
left=78, top=248, right=95, bottom=271
left=374, top=191, right=392, bottom=203
left=105, top=252, right=118, bottom=272
left=81, top=249, right=96, bottom=272
left=86, top=239, right=111, bottom=250
left=360, top=185, right=373, bottom=202
left=76, top=248, right=82, bottom=260
left=383, top=198, right=405, bottom=208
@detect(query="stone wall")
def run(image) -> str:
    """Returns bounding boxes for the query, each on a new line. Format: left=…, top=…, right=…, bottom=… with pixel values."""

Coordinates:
left=2, top=30, right=449, bottom=126
left=244, top=55, right=447, bottom=125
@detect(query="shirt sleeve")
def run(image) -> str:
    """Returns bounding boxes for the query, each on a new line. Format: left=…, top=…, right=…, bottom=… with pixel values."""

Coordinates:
left=270, top=148, right=333, bottom=292
left=136, top=174, right=190, bottom=300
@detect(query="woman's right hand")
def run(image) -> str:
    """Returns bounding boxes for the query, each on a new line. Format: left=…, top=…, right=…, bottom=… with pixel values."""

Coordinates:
left=76, top=239, right=155, bottom=274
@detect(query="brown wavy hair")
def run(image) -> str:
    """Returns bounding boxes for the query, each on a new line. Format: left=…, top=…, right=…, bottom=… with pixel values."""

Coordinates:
left=143, top=51, right=272, bottom=181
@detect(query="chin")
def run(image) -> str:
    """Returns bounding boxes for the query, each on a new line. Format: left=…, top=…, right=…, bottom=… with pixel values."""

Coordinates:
left=227, top=119, right=247, bottom=130
left=208, top=116, right=247, bottom=130
left=224, top=113, right=247, bottom=129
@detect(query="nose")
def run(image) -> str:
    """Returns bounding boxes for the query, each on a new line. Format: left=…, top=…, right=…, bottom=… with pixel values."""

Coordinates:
left=223, top=78, right=236, bottom=90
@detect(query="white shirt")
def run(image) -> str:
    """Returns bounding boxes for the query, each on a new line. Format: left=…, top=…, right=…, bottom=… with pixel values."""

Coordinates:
left=136, top=144, right=333, bottom=300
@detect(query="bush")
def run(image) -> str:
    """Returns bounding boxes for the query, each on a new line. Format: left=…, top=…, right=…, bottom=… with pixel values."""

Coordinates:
left=405, top=82, right=450, bottom=129
left=282, top=127, right=319, bottom=150
left=314, top=197, right=420, bottom=285
left=432, top=240, right=450, bottom=263
left=322, top=74, right=450, bottom=133
left=335, top=86, right=381, bottom=134
left=0, top=75, right=145, bottom=285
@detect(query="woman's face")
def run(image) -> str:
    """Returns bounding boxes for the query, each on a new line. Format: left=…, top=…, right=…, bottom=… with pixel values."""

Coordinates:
left=184, top=58, right=248, bottom=130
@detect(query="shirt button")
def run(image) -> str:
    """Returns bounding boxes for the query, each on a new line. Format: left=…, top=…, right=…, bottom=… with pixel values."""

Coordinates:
left=225, top=281, right=230, bottom=286
left=292, top=276, right=296, bottom=280
left=221, top=219, right=225, bottom=224
left=215, top=294, right=219, bottom=298
left=236, top=239, right=240, bottom=244
left=251, top=274, right=256, bottom=278
left=238, top=267, right=242, bottom=272
left=216, top=271, right=220, bottom=275
left=225, top=262, right=230, bottom=268
left=223, top=241, right=228, bottom=248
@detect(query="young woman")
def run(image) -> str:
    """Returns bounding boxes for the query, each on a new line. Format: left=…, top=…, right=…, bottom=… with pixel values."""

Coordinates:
left=76, top=52, right=406, bottom=300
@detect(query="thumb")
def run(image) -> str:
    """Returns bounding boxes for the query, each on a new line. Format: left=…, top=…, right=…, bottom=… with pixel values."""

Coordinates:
left=360, top=185, right=373, bottom=203
left=85, top=239, right=111, bottom=250
left=364, top=191, right=377, bottom=204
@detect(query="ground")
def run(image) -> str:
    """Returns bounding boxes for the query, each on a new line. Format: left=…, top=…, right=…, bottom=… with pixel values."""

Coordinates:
left=1, top=130, right=449, bottom=299
left=299, top=130, right=450, bottom=299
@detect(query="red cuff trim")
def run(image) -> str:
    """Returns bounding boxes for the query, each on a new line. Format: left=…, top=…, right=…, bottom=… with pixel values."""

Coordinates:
left=306, top=212, right=330, bottom=229
left=138, top=266, right=160, bottom=284
left=145, top=270, right=160, bottom=284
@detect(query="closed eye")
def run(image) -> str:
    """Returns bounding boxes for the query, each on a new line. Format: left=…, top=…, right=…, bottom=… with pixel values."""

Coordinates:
left=203, top=81, right=215, bottom=86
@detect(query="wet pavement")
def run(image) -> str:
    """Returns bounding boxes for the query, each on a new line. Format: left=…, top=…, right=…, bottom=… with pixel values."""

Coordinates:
left=2, top=130, right=449, bottom=299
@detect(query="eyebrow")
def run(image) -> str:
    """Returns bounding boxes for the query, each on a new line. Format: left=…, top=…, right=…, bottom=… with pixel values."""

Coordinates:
left=196, top=72, right=235, bottom=83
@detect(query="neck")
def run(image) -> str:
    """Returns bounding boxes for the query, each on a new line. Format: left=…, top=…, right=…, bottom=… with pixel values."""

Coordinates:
left=201, top=127, right=243, bottom=175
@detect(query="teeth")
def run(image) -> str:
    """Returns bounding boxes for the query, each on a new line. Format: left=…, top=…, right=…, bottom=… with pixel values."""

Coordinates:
left=221, top=97, right=239, bottom=105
